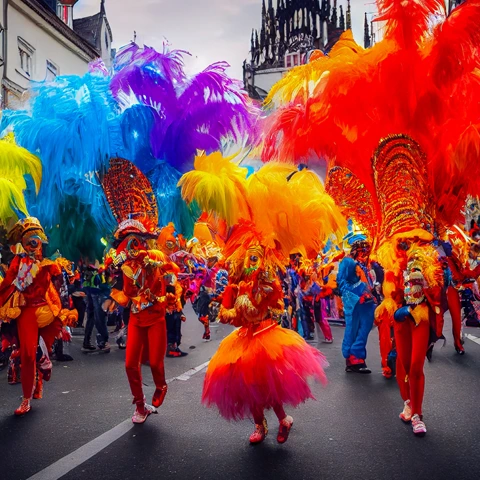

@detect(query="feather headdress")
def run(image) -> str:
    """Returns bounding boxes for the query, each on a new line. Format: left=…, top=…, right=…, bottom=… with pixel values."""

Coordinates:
left=179, top=152, right=347, bottom=271
left=103, top=158, right=159, bottom=239
left=263, top=0, right=480, bottom=232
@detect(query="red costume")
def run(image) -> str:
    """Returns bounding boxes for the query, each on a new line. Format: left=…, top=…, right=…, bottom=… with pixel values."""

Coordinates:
left=103, top=158, right=178, bottom=424
left=0, top=218, right=77, bottom=415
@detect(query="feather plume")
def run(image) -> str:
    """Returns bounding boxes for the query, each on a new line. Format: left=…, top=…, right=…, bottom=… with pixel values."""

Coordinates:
left=374, top=0, right=445, bottom=50
left=112, top=45, right=259, bottom=173
left=0, top=133, right=41, bottom=193
left=428, top=0, right=480, bottom=87
left=178, top=151, right=251, bottom=225
left=0, top=179, right=29, bottom=228
left=263, top=0, right=480, bottom=246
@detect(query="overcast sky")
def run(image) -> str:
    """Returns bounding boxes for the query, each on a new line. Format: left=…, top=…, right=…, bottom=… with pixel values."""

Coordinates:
left=75, top=0, right=372, bottom=80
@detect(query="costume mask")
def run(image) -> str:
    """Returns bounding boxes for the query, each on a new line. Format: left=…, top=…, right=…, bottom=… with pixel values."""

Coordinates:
left=21, top=232, right=44, bottom=260
left=244, top=245, right=264, bottom=275
left=403, top=259, right=426, bottom=306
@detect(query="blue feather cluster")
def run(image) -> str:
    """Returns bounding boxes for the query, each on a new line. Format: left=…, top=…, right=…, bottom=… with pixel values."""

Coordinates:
left=0, top=43, right=258, bottom=260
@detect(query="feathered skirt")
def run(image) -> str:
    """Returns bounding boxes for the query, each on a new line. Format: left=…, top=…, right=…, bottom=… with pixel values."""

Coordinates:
left=202, top=321, right=328, bottom=420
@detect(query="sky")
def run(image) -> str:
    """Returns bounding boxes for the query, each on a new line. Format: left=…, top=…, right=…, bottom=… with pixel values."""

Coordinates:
left=74, top=0, right=373, bottom=80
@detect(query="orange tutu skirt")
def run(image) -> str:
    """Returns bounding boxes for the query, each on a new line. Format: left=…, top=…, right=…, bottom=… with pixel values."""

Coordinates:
left=202, top=321, right=328, bottom=420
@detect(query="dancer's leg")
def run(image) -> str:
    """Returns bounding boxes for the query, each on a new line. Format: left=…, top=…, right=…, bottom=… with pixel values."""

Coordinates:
left=125, top=321, right=148, bottom=400
left=409, top=321, right=430, bottom=417
left=17, top=309, right=39, bottom=399
left=378, top=319, right=393, bottom=373
left=447, top=286, right=463, bottom=352
left=148, top=320, right=167, bottom=391
left=394, top=320, right=413, bottom=403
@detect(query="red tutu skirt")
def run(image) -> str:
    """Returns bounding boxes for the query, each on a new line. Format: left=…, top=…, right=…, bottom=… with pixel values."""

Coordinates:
left=202, top=321, right=328, bottom=420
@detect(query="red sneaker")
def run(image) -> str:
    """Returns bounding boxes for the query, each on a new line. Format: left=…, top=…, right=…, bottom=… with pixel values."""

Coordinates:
left=152, top=385, right=168, bottom=408
left=277, top=415, right=293, bottom=444
left=166, top=346, right=181, bottom=357
left=14, top=398, right=31, bottom=416
left=249, top=418, right=268, bottom=444
left=382, top=367, right=393, bottom=379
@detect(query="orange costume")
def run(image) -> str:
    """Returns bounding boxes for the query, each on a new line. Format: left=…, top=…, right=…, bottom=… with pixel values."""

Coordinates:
left=180, top=152, right=346, bottom=444
left=103, top=158, right=178, bottom=424
left=0, top=218, right=77, bottom=416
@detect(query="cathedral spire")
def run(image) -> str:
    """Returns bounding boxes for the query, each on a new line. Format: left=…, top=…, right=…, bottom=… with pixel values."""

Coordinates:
left=339, top=5, right=345, bottom=30
left=331, top=0, right=338, bottom=29
left=364, top=13, right=371, bottom=48
left=260, top=0, right=266, bottom=52
left=346, top=0, right=352, bottom=30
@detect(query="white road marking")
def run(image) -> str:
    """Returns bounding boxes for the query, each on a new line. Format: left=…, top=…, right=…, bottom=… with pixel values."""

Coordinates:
left=27, top=419, right=134, bottom=480
left=26, top=361, right=210, bottom=480
left=465, top=333, right=480, bottom=345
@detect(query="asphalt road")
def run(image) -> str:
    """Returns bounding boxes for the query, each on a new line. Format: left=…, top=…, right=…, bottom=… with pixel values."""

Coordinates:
left=1, top=305, right=479, bottom=480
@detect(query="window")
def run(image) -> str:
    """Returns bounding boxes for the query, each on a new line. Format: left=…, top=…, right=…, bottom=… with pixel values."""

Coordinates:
left=46, top=60, right=58, bottom=82
left=18, top=37, right=35, bottom=77
left=105, top=29, right=109, bottom=49
left=285, top=53, right=300, bottom=69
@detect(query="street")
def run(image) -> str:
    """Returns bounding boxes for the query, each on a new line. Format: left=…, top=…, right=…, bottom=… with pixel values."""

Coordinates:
left=1, top=306, right=479, bottom=480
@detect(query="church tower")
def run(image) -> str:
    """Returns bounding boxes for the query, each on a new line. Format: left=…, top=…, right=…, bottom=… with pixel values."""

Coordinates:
left=244, top=0, right=353, bottom=100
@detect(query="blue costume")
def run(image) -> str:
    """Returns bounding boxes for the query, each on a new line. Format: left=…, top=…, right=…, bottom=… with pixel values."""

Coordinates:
left=337, top=257, right=376, bottom=373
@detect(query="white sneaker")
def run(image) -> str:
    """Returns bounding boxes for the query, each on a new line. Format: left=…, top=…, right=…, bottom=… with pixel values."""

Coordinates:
left=411, top=414, right=427, bottom=437
left=132, top=402, right=157, bottom=424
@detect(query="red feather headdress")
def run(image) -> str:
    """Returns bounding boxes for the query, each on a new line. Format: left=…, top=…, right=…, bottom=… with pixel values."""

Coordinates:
left=102, top=158, right=159, bottom=239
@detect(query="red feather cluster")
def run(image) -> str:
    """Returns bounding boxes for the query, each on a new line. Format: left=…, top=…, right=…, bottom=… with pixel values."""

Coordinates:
left=263, top=0, right=480, bottom=227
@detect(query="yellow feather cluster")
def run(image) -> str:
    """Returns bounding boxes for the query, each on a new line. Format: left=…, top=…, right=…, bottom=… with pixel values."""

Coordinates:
left=0, top=133, right=42, bottom=193
left=0, top=133, right=42, bottom=228
left=178, top=151, right=250, bottom=225
left=179, top=152, right=347, bottom=262
left=265, top=31, right=366, bottom=109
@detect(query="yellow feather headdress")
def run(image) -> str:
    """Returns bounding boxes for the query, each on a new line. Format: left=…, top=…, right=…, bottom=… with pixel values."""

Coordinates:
left=179, top=153, right=347, bottom=266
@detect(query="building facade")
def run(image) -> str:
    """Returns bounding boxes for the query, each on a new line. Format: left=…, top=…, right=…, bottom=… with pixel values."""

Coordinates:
left=0, top=0, right=113, bottom=108
left=243, top=0, right=352, bottom=100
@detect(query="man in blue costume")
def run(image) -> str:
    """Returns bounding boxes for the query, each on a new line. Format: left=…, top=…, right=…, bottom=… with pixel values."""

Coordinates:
left=337, top=250, right=377, bottom=374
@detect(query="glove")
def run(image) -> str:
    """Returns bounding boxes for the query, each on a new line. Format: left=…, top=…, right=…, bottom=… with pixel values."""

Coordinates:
left=113, top=251, right=127, bottom=267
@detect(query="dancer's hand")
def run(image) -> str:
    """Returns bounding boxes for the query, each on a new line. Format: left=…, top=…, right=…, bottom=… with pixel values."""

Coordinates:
left=222, top=284, right=238, bottom=308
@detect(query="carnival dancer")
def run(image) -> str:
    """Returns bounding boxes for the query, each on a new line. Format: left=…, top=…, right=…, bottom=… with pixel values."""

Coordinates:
left=337, top=256, right=376, bottom=373
left=0, top=218, right=77, bottom=415
left=263, top=0, right=480, bottom=436
left=193, top=284, right=213, bottom=341
left=352, top=238, right=392, bottom=377
left=446, top=240, right=480, bottom=335
left=393, top=245, right=443, bottom=437
left=179, top=154, right=346, bottom=444
left=103, top=158, right=179, bottom=424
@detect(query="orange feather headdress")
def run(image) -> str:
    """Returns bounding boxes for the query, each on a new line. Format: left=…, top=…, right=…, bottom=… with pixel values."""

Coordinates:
left=102, top=158, right=159, bottom=240
left=179, top=152, right=347, bottom=273
left=263, top=0, right=480, bottom=232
